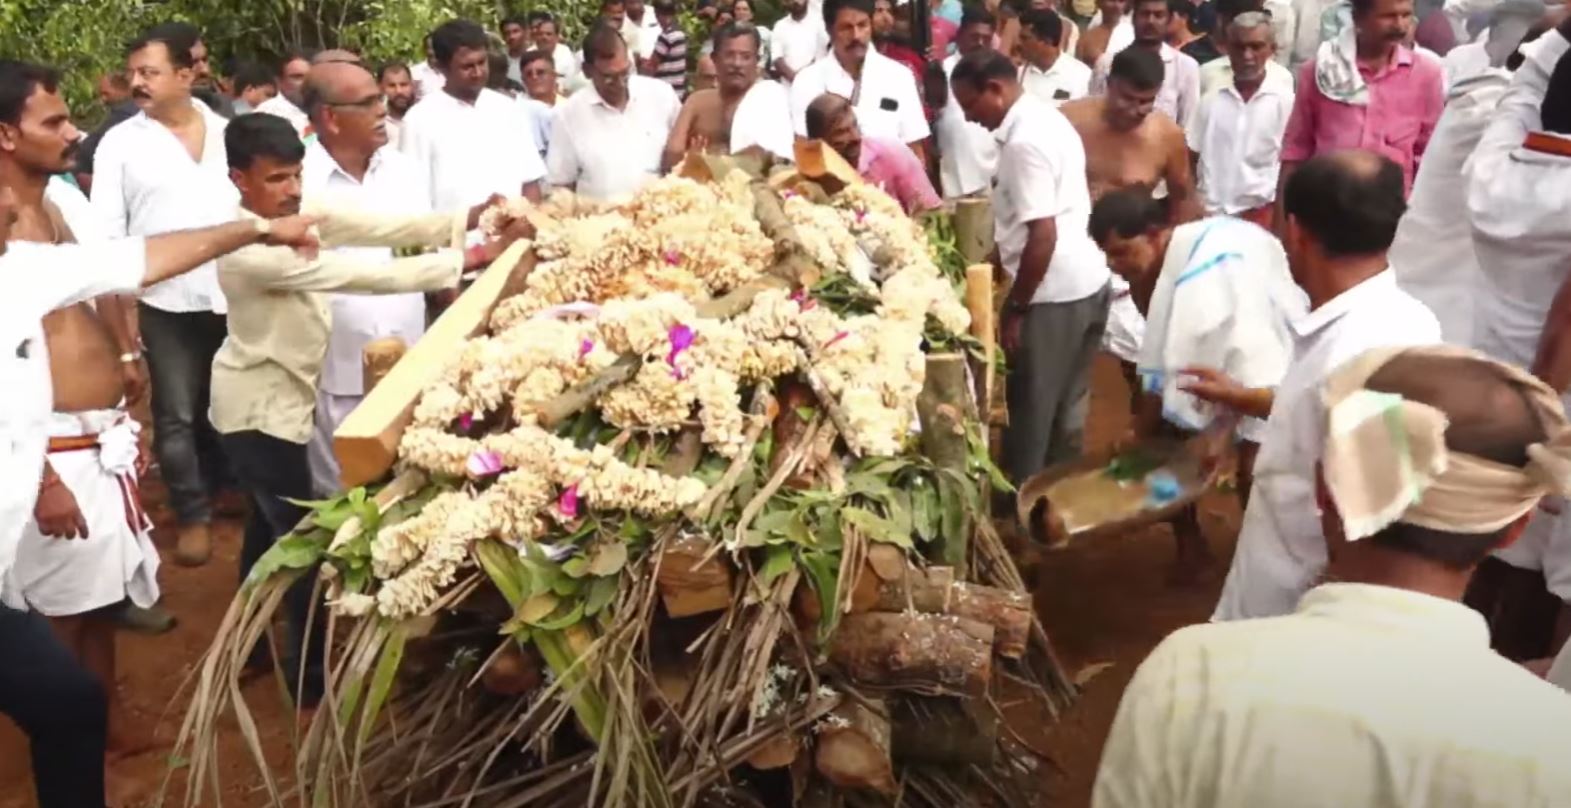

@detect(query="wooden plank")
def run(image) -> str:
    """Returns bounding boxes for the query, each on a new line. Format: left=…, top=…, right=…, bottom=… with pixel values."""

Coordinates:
left=791, top=139, right=862, bottom=192
left=333, top=242, right=534, bottom=488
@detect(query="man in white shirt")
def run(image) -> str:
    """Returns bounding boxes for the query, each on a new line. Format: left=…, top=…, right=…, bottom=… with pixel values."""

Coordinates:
left=1092, top=0, right=1203, bottom=129
left=377, top=61, right=416, bottom=150
left=549, top=23, right=681, bottom=200
left=530, top=12, right=584, bottom=94
left=789, top=0, right=931, bottom=161
left=1391, top=12, right=1542, bottom=344
left=1463, top=19, right=1571, bottom=662
left=300, top=62, right=440, bottom=495
left=0, top=61, right=317, bottom=808
left=502, top=14, right=532, bottom=85
left=410, top=35, right=447, bottom=99
left=253, top=51, right=311, bottom=136
left=1197, top=0, right=1298, bottom=93
left=1185, top=151, right=1441, bottom=620
left=92, top=25, right=240, bottom=567
left=624, top=0, right=664, bottom=61
left=1187, top=12, right=1295, bottom=225
left=663, top=23, right=794, bottom=170
left=400, top=19, right=545, bottom=213
left=1019, top=8, right=1094, bottom=105
left=951, top=49, right=1112, bottom=481
left=937, top=8, right=1002, bottom=199
left=773, top=0, right=831, bottom=82
left=1095, top=346, right=1571, bottom=808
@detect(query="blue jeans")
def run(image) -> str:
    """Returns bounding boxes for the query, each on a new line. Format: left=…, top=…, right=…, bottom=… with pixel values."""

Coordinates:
left=138, top=304, right=231, bottom=525
left=0, top=605, right=107, bottom=807
left=221, top=430, right=326, bottom=706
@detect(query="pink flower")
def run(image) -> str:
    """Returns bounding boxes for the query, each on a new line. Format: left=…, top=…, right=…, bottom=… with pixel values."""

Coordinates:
left=663, top=248, right=682, bottom=266
left=667, top=323, right=695, bottom=379
left=823, top=331, right=850, bottom=350
left=466, top=449, right=504, bottom=478
left=579, top=338, right=594, bottom=359
left=781, top=189, right=797, bottom=200
left=790, top=288, right=817, bottom=311
left=558, top=484, right=580, bottom=519
left=854, top=207, right=867, bottom=223
left=456, top=412, right=474, bottom=431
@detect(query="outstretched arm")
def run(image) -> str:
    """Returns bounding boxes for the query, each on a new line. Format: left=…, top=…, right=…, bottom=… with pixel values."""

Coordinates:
left=1532, top=267, right=1571, bottom=392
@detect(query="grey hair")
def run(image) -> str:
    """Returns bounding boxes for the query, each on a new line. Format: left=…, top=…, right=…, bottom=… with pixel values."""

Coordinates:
left=1228, top=10, right=1274, bottom=36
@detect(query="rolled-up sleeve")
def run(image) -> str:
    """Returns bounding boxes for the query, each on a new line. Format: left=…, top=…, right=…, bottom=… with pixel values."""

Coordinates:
left=8, top=238, right=147, bottom=323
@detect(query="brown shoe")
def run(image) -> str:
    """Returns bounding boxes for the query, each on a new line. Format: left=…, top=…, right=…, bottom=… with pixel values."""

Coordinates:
left=173, top=522, right=212, bottom=567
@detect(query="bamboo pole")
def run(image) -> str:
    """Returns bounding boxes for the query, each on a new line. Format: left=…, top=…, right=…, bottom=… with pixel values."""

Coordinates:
left=952, top=197, right=994, bottom=266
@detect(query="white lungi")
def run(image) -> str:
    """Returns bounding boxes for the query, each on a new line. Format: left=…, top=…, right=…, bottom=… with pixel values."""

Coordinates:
left=11, top=409, right=160, bottom=616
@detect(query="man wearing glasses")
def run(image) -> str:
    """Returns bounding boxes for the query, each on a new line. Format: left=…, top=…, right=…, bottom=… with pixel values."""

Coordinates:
left=547, top=22, right=680, bottom=200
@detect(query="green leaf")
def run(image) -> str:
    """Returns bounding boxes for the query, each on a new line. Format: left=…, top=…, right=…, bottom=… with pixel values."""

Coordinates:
left=842, top=506, right=912, bottom=548
left=357, top=626, right=406, bottom=745
left=344, top=565, right=370, bottom=594
left=912, top=483, right=938, bottom=543
left=475, top=540, right=530, bottom=607
left=533, top=600, right=586, bottom=631
left=886, top=490, right=914, bottom=539
left=785, top=512, right=813, bottom=546
left=798, top=550, right=841, bottom=639
left=793, top=405, right=817, bottom=420
left=846, top=472, right=895, bottom=503
left=551, top=575, right=583, bottom=597
left=562, top=556, right=591, bottom=578
left=937, top=475, right=966, bottom=544
left=584, top=576, right=618, bottom=616
left=759, top=544, right=794, bottom=585
left=244, top=534, right=327, bottom=587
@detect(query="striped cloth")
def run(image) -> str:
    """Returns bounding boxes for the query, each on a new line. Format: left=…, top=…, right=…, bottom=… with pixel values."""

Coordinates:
left=651, top=28, right=689, bottom=97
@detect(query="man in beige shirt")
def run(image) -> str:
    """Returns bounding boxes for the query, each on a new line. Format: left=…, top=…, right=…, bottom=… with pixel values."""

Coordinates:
left=209, top=113, right=526, bottom=705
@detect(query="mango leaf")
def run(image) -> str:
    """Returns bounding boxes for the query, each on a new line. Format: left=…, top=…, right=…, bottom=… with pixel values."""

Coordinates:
left=784, top=512, right=813, bottom=546
left=244, top=534, right=327, bottom=587
left=586, top=541, right=628, bottom=576
left=584, top=576, right=618, bottom=616
left=886, top=490, right=914, bottom=539
left=759, top=544, right=794, bottom=585
left=519, top=593, right=560, bottom=624
left=551, top=575, right=583, bottom=597
left=843, top=506, right=912, bottom=548
left=846, top=473, right=895, bottom=503
left=798, top=549, right=841, bottom=639
left=562, top=556, right=591, bottom=578
left=534, top=600, right=586, bottom=631
left=753, top=508, right=796, bottom=534
left=475, top=539, right=531, bottom=607
left=343, top=564, right=370, bottom=594
left=310, top=501, right=357, bottom=531
left=815, top=504, right=844, bottom=551
left=912, top=484, right=938, bottom=543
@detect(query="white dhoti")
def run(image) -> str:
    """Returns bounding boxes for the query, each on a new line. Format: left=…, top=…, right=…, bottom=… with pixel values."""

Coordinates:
left=308, top=389, right=361, bottom=497
left=11, top=409, right=160, bottom=616
left=1103, top=274, right=1146, bottom=363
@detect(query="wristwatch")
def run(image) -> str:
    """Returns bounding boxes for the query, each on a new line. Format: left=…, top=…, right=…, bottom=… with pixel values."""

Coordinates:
left=253, top=217, right=273, bottom=239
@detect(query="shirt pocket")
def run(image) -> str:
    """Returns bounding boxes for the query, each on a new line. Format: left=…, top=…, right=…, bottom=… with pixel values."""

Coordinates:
left=1375, top=118, right=1421, bottom=163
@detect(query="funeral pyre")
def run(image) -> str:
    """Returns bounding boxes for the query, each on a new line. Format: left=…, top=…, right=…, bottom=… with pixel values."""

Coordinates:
left=169, top=156, right=1076, bottom=808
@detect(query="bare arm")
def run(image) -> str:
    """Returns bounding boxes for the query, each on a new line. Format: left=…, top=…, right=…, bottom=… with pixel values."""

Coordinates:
left=1164, top=128, right=1201, bottom=224
left=143, top=217, right=316, bottom=287
left=1009, top=217, right=1058, bottom=309
left=662, top=96, right=703, bottom=173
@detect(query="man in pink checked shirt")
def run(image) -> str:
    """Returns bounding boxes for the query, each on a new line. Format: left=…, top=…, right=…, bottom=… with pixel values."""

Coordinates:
left=1276, top=0, right=1443, bottom=219
left=804, top=92, right=941, bottom=213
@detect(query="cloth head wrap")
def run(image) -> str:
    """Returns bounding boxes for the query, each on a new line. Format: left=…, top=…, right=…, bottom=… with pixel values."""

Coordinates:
left=1320, top=345, right=1571, bottom=541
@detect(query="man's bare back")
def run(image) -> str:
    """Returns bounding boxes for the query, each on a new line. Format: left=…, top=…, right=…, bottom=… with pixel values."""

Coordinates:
left=15, top=202, right=125, bottom=412
left=1060, top=97, right=1190, bottom=204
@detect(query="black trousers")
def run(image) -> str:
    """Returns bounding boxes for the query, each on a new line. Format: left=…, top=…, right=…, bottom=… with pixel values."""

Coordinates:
left=0, top=605, right=107, bottom=807
left=139, top=304, right=231, bottom=525
left=220, top=430, right=326, bottom=706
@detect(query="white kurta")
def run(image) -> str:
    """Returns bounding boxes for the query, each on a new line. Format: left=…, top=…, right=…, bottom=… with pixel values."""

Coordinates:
left=400, top=88, right=547, bottom=213
left=1137, top=217, right=1306, bottom=443
left=1212, top=272, right=1440, bottom=621
left=1096, top=583, right=1571, bottom=808
left=13, top=411, right=159, bottom=616
left=938, top=52, right=999, bottom=199
left=1389, top=69, right=1508, bottom=346
left=1466, top=30, right=1571, bottom=588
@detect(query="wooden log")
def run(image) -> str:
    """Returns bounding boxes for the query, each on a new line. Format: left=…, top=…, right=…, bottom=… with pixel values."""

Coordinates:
left=746, top=733, right=800, bottom=770
left=917, top=353, right=972, bottom=575
left=953, top=197, right=994, bottom=266
left=657, top=534, right=734, bottom=617
left=814, top=697, right=896, bottom=795
left=889, top=696, right=998, bottom=766
left=532, top=354, right=639, bottom=429
left=828, top=612, right=993, bottom=696
left=792, top=139, right=862, bottom=194
left=361, top=336, right=408, bottom=392
left=873, top=568, right=1032, bottom=659
left=333, top=242, right=533, bottom=488
left=964, top=263, right=996, bottom=428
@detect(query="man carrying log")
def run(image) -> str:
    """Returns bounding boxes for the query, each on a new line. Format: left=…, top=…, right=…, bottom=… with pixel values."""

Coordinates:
left=209, top=113, right=529, bottom=706
left=1087, top=187, right=1306, bottom=581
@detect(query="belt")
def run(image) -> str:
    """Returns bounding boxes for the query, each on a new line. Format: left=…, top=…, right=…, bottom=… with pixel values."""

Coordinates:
left=45, top=430, right=152, bottom=533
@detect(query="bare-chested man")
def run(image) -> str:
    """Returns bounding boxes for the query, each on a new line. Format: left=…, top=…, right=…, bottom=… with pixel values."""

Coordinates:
left=1, top=62, right=159, bottom=805
left=1078, top=0, right=1132, bottom=65
left=661, top=22, right=793, bottom=170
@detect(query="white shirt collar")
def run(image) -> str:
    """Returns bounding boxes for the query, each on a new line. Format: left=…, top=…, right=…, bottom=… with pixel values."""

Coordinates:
left=1296, top=583, right=1491, bottom=648
left=1291, top=269, right=1396, bottom=339
left=305, top=139, right=389, bottom=187
left=992, top=93, right=1037, bottom=145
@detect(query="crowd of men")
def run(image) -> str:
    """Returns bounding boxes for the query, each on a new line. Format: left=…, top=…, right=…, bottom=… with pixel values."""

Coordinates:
left=4, top=0, right=1571, bottom=803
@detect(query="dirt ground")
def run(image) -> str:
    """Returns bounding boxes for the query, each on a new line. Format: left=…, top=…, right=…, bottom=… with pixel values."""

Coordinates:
left=0, top=355, right=1240, bottom=807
